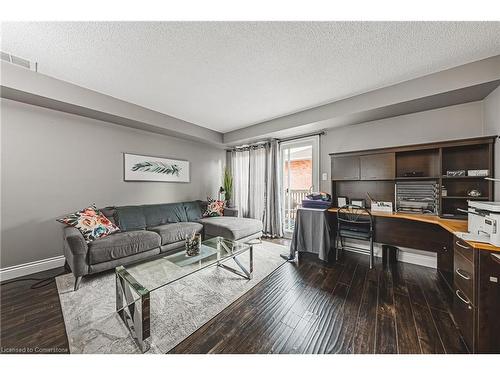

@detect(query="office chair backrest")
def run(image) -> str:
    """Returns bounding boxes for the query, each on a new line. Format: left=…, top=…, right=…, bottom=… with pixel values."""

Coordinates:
left=337, top=205, right=373, bottom=231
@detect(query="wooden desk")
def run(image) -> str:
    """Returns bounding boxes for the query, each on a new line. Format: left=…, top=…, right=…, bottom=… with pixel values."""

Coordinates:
left=327, top=208, right=500, bottom=253
left=328, top=207, right=500, bottom=353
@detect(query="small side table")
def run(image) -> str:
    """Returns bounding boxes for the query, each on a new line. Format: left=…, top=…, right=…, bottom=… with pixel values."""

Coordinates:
left=287, top=207, right=332, bottom=262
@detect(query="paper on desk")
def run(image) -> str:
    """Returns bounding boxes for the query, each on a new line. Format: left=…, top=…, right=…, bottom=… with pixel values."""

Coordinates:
left=455, top=231, right=491, bottom=244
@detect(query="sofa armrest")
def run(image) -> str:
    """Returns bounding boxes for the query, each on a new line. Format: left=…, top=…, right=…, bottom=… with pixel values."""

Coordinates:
left=62, top=226, right=89, bottom=277
left=64, top=226, right=88, bottom=254
left=224, top=207, right=238, bottom=217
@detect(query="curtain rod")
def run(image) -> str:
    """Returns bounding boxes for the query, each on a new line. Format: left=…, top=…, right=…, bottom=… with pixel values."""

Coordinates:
left=278, top=131, right=325, bottom=143
left=227, top=131, right=326, bottom=151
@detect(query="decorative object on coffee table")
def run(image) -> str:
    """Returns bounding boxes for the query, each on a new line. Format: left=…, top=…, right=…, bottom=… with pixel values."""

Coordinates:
left=185, top=232, right=201, bottom=256
left=123, top=153, right=190, bottom=182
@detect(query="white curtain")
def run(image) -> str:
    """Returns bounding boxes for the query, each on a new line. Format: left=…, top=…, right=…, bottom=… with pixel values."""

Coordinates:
left=248, top=146, right=266, bottom=221
left=231, top=149, right=250, bottom=217
left=231, top=146, right=266, bottom=219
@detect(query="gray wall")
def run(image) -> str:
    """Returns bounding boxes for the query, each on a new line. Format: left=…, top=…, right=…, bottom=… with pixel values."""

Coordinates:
left=1, top=99, right=225, bottom=268
left=484, top=87, right=500, bottom=197
left=320, top=101, right=488, bottom=192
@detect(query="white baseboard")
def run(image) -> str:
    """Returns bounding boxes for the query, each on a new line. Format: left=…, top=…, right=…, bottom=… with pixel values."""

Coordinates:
left=0, top=255, right=65, bottom=282
left=342, top=239, right=437, bottom=269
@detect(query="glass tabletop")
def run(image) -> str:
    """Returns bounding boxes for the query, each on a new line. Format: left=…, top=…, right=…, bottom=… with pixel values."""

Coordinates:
left=115, top=236, right=251, bottom=296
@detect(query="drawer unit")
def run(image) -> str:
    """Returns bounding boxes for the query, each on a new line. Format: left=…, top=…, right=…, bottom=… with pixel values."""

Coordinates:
left=453, top=289, right=475, bottom=351
left=454, top=250, right=475, bottom=302
left=453, top=235, right=478, bottom=352
left=454, top=237, right=474, bottom=262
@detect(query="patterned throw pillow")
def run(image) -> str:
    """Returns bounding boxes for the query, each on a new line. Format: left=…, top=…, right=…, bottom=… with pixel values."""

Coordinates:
left=57, top=204, right=120, bottom=242
left=203, top=197, right=225, bottom=217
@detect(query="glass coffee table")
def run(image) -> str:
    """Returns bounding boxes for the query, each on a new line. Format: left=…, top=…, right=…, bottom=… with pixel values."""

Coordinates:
left=115, top=236, right=253, bottom=352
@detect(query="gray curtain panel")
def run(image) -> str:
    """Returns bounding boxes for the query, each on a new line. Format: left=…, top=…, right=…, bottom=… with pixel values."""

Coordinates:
left=229, top=140, right=283, bottom=237
left=263, top=140, right=283, bottom=237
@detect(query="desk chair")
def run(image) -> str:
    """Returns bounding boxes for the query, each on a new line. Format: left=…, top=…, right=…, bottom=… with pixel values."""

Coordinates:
left=336, top=205, right=374, bottom=269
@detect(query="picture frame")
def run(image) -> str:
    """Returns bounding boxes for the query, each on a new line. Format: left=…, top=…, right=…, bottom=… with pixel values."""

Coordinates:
left=337, top=196, right=348, bottom=207
left=123, top=153, right=190, bottom=183
left=351, top=198, right=365, bottom=208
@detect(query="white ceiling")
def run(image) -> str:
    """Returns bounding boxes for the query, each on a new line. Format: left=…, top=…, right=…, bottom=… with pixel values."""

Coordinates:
left=1, top=22, right=500, bottom=133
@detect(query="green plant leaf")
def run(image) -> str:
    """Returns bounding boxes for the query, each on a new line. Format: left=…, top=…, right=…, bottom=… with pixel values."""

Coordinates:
left=132, top=161, right=181, bottom=176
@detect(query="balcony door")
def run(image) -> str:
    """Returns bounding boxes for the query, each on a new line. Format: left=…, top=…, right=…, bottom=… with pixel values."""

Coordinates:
left=281, top=136, right=320, bottom=237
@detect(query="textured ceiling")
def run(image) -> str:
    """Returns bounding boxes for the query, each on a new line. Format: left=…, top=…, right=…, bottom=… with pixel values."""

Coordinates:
left=1, top=22, right=500, bottom=132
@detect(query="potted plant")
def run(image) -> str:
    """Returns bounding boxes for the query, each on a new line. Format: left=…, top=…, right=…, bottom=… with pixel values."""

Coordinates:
left=223, top=167, right=233, bottom=207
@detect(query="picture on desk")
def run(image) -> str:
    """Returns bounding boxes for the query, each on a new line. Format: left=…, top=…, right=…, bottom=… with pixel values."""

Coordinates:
left=350, top=198, right=365, bottom=208
left=337, top=196, right=348, bottom=207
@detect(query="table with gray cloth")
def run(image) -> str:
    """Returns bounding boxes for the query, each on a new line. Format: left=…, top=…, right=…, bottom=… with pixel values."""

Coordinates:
left=289, top=207, right=332, bottom=261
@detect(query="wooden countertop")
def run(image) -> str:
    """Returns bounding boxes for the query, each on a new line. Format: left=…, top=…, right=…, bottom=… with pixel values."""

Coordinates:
left=327, top=208, right=500, bottom=253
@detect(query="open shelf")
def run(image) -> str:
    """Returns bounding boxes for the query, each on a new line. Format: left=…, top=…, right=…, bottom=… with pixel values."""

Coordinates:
left=396, top=148, right=439, bottom=179
left=395, top=176, right=440, bottom=181
left=442, top=175, right=490, bottom=179
left=442, top=143, right=490, bottom=177
left=442, top=196, right=489, bottom=200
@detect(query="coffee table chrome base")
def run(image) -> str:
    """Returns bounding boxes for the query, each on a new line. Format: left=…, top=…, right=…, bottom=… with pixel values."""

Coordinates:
left=217, top=245, right=253, bottom=280
left=116, top=272, right=151, bottom=353
left=115, top=240, right=253, bottom=353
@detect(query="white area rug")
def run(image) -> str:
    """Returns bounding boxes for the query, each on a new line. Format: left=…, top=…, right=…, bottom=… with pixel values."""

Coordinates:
left=56, top=241, right=287, bottom=353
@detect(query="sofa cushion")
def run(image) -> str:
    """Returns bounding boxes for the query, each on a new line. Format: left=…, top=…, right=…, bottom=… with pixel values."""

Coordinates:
left=203, top=197, right=225, bottom=217
left=148, top=222, right=203, bottom=245
left=114, top=206, right=147, bottom=231
left=183, top=201, right=203, bottom=221
left=100, top=206, right=117, bottom=224
left=143, top=203, right=188, bottom=227
left=88, top=230, right=161, bottom=264
left=198, top=217, right=263, bottom=240
left=57, top=204, right=120, bottom=242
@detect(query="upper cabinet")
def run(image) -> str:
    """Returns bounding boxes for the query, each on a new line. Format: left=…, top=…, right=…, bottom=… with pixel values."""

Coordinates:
left=332, top=152, right=396, bottom=180
left=331, top=155, right=360, bottom=180
left=360, top=152, right=395, bottom=180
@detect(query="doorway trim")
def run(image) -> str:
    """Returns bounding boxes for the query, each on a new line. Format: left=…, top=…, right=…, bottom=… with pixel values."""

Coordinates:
left=280, top=135, right=320, bottom=237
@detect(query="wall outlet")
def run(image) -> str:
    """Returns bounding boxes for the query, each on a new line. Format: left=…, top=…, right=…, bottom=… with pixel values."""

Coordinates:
left=322, top=172, right=328, bottom=181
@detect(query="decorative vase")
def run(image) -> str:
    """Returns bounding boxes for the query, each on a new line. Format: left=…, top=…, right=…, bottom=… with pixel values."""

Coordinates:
left=185, top=233, right=201, bottom=256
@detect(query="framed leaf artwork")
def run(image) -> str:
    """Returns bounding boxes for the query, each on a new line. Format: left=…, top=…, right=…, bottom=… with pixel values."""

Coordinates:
left=123, top=153, right=190, bottom=182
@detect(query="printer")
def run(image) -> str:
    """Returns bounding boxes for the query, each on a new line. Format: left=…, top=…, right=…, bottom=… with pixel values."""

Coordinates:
left=456, top=201, right=500, bottom=247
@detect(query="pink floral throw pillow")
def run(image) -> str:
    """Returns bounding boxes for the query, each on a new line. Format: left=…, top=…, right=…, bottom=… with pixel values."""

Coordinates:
left=57, top=204, right=120, bottom=242
left=204, top=197, right=225, bottom=217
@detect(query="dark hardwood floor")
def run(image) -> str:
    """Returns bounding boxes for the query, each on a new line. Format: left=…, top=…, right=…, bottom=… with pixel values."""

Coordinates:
left=170, top=243, right=468, bottom=354
left=1, top=267, right=70, bottom=353
left=1, top=240, right=468, bottom=354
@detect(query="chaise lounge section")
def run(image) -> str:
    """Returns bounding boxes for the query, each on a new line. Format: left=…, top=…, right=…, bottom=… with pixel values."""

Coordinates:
left=61, top=200, right=263, bottom=290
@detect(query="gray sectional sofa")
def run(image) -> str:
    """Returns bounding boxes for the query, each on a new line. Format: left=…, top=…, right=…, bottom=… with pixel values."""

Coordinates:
left=62, top=200, right=263, bottom=290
